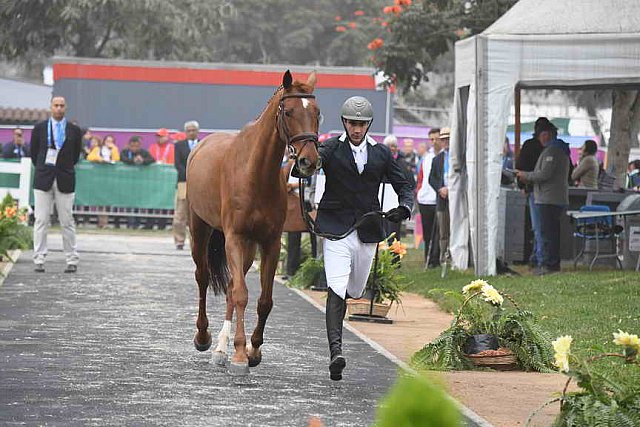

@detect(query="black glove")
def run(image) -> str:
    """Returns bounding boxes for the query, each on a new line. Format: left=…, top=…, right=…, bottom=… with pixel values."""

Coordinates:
left=385, top=206, right=410, bottom=223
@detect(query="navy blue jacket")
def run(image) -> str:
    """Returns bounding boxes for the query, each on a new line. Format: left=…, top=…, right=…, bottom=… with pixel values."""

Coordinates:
left=30, top=119, right=83, bottom=193
left=428, top=150, right=449, bottom=212
left=316, top=135, right=414, bottom=243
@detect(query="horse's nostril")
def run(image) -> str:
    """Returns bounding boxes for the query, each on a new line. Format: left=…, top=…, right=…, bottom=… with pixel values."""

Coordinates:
left=299, top=158, right=311, bottom=168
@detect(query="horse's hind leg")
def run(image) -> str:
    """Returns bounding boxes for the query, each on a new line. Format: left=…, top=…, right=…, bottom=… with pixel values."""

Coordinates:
left=191, top=213, right=213, bottom=352
left=248, top=237, right=280, bottom=368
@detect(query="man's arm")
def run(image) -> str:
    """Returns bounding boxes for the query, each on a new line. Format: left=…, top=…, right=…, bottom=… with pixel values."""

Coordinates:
left=428, top=155, right=443, bottom=193
left=30, top=125, right=40, bottom=165
left=174, top=143, right=187, bottom=177
left=522, top=150, right=558, bottom=183
left=141, top=149, right=155, bottom=165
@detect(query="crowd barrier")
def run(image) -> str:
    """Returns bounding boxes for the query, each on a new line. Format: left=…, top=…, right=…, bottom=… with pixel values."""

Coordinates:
left=0, top=160, right=177, bottom=218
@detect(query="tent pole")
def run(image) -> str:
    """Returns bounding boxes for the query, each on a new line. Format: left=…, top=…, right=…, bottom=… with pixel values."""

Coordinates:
left=515, top=86, right=521, bottom=159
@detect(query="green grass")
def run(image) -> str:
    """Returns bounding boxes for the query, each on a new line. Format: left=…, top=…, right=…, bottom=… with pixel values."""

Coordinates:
left=399, top=245, right=640, bottom=383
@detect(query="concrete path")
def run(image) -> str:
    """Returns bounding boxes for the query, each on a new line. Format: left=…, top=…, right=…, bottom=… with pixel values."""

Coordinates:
left=0, top=233, right=482, bottom=426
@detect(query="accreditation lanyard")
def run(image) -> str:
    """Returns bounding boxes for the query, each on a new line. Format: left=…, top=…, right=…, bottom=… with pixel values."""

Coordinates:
left=45, top=118, right=66, bottom=165
left=157, top=143, right=171, bottom=163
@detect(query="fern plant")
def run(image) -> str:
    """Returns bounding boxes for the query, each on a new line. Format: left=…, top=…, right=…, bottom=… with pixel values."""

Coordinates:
left=528, top=331, right=640, bottom=426
left=411, top=280, right=554, bottom=372
left=288, top=257, right=324, bottom=289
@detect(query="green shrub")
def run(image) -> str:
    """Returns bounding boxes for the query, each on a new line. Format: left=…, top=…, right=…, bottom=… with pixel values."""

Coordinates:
left=0, top=194, right=32, bottom=261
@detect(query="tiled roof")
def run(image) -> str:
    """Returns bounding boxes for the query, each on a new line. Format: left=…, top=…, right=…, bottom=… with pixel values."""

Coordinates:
left=0, top=107, right=49, bottom=124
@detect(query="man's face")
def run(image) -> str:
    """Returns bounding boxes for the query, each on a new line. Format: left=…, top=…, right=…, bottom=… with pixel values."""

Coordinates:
left=130, top=141, right=141, bottom=153
left=440, top=137, right=450, bottom=151
left=417, top=143, right=427, bottom=157
left=83, top=130, right=92, bottom=141
left=388, top=142, right=398, bottom=155
left=157, top=135, right=168, bottom=145
left=539, top=130, right=552, bottom=146
left=185, top=126, right=199, bottom=140
left=343, top=119, right=369, bottom=145
left=429, top=132, right=440, bottom=146
left=402, top=140, right=414, bottom=155
left=13, top=129, right=24, bottom=145
left=50, top=97, right=66, bottom=121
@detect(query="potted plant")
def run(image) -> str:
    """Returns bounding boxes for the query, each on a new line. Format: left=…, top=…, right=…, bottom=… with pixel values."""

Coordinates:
left=347, top=236, right=409, bottom=317
left=0, top=194, right=32, bottom=262
left=411, top=279, right=554, bottom=372
left=288, top=257, right=325, bottom=289
left=528, top=331, right=640, bottom=426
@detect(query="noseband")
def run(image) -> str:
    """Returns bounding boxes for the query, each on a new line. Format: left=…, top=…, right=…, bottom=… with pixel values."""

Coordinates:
left=277, top=93, right=319, bottom=160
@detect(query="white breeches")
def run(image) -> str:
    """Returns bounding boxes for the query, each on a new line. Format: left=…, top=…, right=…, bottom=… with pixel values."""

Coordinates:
left=323, top=231, right=377, bottom=300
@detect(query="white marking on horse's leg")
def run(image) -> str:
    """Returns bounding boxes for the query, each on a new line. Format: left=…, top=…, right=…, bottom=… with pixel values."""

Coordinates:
left=214, top=320, right=231, bottom=353
left=246, top=342, right=254, bottom=354
left=301, top=98, right=309, bottom=109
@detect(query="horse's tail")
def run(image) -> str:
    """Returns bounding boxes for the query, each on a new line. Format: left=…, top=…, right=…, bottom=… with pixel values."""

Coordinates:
left=207, top=229, right=230, bottom=295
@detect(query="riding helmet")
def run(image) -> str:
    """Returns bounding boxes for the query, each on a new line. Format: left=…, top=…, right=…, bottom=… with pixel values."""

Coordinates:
left=340, top=96, right=373, bottom=122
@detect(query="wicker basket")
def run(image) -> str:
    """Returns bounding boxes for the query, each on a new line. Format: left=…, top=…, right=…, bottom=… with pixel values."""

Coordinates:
left=464, top=349, right=519, bottom=371
left=347, top=299, right=391, bottom=318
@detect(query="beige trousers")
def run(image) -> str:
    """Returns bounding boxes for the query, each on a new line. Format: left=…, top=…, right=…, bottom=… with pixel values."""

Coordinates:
left=172, top=184, right=190, bottom=246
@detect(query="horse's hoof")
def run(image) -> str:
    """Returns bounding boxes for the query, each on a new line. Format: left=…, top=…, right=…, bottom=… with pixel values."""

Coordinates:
left=212, top=351, right=228, bottom=367
left=194, top=333, right=212, bottom=352
left=228, top=361, right=250, bottom=376
left=249, top=352, right=262, bottom=368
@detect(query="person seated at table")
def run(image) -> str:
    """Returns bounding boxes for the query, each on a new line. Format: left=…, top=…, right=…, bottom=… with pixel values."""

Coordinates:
left=87, top=135, right=120, bottom=163
left=2, top=127, right=31, bottom=159
left=120, top=136, right=154, bottom=165
left=571, top=139, right=599, bottom=189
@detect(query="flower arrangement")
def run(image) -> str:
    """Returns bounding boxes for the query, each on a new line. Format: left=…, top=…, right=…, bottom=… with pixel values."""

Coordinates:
left=368, top=235, right=408, bottom=306
left=0, top=194, right=32, bottom=261
left=528, top=331, right=640, bottom=426
left=411, top=280, right=554, bottom=372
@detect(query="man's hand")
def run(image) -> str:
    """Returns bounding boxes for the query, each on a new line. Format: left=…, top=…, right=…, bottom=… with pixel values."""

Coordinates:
left=515, top=170, right=527, bottom=182
left=438, top=186, right=449, bottom=199
left=385, top=206, right=410, bottom=223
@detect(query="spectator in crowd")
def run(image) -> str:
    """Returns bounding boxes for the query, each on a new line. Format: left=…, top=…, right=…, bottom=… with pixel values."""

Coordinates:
left=120, top=136, right=154, bottom=165
left=416, top=142, right=428, bottom=176
left=150, top=128, right=175, bottom=165
left=87, top=134, right=120, bottom=163
left=515, top=117, right=549, bottom=268
left=626, top=160, right=640, bottom=190
left=571, top=139, right=599, bottom=189
left=400, top=138, right=418, bottom=177
left=383, top=134, right=411, bottom=238
left=384, top=134, right=403, bottom=162
left=2, top=127, right=30, bottom=159
left=416, top=135, right=440, bottom=269
left=173, top=121, right=199, bottom=250
left=516, top=122, right=571, bottom=275
left=30, top=96, right=82, bottom=273
left=429, top=127, right=451, bottom=267
left=428, top=128, right=441, bottom=153
left=81, top=128, right=93, bottom=158
left=501, top=136, right=515, bottom=186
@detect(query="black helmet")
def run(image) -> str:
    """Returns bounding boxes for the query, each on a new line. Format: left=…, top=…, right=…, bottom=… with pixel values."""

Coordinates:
left=340, top=96, right=373, bottom=121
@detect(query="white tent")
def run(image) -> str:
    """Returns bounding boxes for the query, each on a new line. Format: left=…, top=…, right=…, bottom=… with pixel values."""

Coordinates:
left=448, top=0, right=640, bottom=275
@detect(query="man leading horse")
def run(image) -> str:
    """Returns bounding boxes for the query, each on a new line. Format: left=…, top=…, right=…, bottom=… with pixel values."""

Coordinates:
left=316, top=96, right=414, bottom=381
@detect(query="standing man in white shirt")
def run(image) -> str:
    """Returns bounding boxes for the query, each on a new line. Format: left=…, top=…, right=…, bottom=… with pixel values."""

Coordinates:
left=30, top=96, right=83, bottom=273
left=173, top=120, right=200, bottom=250
left=416, top=128, right=440, bottom=268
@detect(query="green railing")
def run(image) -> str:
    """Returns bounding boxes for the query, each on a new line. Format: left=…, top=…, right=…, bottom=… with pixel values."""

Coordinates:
left=0, top=160, right=177, bottom=210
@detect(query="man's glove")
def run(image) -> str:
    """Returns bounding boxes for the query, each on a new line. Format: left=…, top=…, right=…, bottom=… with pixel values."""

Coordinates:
left=385, top=206, right=411, bottom=223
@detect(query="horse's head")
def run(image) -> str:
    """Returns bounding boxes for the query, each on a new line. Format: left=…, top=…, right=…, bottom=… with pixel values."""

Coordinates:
left=277, top=70, right=322, bottom=177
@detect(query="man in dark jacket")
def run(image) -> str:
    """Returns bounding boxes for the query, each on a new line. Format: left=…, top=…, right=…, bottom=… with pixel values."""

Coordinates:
left=317, top=96, right=414, bottom=381
left=515, top=117, right=549, bottom=267
left=173, top=120, right=200, bottom=250
left=428, top=127, right=451, bottom=266
left=30, top=96, right=83, bottom=273
left=2, top=127, right=30, bottom=159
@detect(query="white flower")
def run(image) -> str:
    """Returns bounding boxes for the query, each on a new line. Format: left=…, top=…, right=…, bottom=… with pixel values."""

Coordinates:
left=462, top=279, right=489, bottom=295
left=481, top=284, right=504, bottom=306
left=552, top=335, right=573, bottom=372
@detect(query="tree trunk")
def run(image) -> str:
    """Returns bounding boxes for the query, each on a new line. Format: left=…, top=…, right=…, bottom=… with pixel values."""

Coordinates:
left=608, top=90, right=638, bottom=189
left=585, top=102, right=606, bottom=147
left=630, top=94, right=640, bottom=149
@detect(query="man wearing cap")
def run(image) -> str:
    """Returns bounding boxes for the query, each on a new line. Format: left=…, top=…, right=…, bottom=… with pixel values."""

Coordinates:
left=516, top=122, right=571, bottom=275
left=173, top=121, right=200, bottom=250
left=428, top=127, right=451, bottom=266
left=316, top=96, right=414, bottom=381
left=145, top=128, right=174, bottom=230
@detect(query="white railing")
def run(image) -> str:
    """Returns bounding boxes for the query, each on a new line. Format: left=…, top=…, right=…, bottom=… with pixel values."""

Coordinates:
left=0, top=158, right=32, bottom=209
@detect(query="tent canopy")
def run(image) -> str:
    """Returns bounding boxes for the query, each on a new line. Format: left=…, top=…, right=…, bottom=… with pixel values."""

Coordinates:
left=448, top=0, right=640, bottom=275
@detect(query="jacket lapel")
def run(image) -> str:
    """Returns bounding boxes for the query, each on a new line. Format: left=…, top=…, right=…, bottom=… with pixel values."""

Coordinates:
left=341, top=140, right=359, bottom=175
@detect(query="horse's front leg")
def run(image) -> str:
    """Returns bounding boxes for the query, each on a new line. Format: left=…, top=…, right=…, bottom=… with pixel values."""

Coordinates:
left=226, top=234, right=251, bottom=375
left=248, top=236, right=280, bottom=368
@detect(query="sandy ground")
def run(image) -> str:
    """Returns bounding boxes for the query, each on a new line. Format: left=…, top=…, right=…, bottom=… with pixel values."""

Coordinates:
left=303, top=289, right=569, bottom=427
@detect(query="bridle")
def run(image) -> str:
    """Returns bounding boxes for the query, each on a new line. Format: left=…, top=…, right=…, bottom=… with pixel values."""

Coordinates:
left=276, top=93, right=319, bottom=160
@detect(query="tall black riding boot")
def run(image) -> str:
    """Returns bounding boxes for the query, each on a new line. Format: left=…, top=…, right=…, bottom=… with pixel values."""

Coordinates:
left=326, top=288, right=347, bottom=381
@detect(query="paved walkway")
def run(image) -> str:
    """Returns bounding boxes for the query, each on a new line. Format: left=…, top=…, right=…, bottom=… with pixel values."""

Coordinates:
left=0, top=233, right=480, bottom=426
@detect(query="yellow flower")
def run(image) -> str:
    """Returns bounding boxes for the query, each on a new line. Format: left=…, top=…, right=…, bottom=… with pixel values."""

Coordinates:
left=389, top=239, right=407, bottom=258
left=481, top=284, right=503, bottom=306
left=462, top=279, right=488, bottom=295
left=613, top=330, right=640, bottom=352
left=552, top=335, right=573, bottom=372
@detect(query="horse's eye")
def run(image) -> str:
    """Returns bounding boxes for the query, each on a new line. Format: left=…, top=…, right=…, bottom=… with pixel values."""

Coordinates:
left=284, top=110, right=292, bottom=117
left=318, top=113, right=324, bottom=125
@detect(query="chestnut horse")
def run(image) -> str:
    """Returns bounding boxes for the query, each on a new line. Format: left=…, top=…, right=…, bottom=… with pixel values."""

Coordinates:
left=186, top=71, right=321, bottom=375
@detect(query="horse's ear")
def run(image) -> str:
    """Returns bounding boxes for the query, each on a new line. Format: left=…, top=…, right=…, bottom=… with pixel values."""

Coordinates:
left=306, top=71, right=317, bottom=90
left=283, top=70, right=293, bottom=89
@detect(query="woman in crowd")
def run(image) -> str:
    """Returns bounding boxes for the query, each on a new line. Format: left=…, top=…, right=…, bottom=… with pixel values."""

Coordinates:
left=571, top=139, right=599, bottom=189
left=87, top=134, right=120, bottom=163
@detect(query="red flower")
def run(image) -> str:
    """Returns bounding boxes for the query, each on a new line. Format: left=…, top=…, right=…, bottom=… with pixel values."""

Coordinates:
left=336, top=25, right=347, bottom=32
left=392, top=5, right=403, bottom=14
left=335, top=15, right=341, bottom=21
left=367, top=38, right=384, bottom=50
left=348, top=22, right=357, bottom=29
left=381, top=21, right=388, bottom=27
left=354, top=10, right=365, bottom=16
left=383, top=5, right=393, bottom=14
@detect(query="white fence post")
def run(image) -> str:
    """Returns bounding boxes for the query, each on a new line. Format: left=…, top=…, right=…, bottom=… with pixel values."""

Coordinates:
left=0, top=158, right=32, bottom=209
